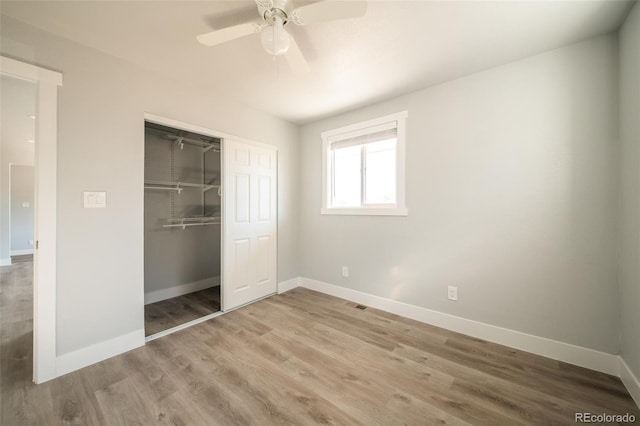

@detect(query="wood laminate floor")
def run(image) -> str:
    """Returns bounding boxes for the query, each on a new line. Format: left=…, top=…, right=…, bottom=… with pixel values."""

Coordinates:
left=1, top=261, right=638, bottom=425
left=144, top=287, right=221, bottom=336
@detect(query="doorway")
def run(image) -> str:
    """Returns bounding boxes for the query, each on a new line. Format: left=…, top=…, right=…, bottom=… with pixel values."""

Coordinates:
left=143, top=120, right=223, bottom=337
left=142, top=113, right=279, bottom=340
left=1, top=77, right=35, bottom=266
left=0, top=56, right=61, bottom=384
left=9, top=165, right=35, bottom=263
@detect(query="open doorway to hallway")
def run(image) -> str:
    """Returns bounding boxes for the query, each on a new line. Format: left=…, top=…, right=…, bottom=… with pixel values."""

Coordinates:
left=1, top=75, right=36, bottom=267
left=0, top=74, right=36, bottom=395
left=1, top=56, right=61, bottom=384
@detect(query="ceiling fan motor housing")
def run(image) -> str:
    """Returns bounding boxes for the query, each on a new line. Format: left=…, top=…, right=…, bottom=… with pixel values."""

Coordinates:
left=197, top=0, right=367, bottom=73
left=258, top=0, right=295, bottom=25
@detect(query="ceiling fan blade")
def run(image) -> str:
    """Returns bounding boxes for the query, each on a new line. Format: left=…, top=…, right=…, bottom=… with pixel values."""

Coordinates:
left=285, top=35, right=310, bottom=75
left=290, top=0, right=367, bottom=26
left=197, top=22, right=265, bottom=47
left=254, top=0, right=273, bottom=9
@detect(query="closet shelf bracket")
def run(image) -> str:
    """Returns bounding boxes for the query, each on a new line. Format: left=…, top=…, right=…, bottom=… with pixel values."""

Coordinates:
left=165, top=134, right=220, bottom=153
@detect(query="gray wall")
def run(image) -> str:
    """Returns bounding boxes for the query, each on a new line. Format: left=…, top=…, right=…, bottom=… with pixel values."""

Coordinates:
left=10, top=165, right=34, bottom=252
left=0, top=76, right=35, bottom=263
left=299, top=34, right=620, bottom=353
left=144, top=130, right=221, bottom=294
left=1, top=16, right=299, bottom=356
left=619, top=3, right=640, bottom=379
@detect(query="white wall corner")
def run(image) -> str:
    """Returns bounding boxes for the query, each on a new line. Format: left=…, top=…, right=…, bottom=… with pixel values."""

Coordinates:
left=278, top=277, right=301, bottom=294
left=55, top=329, right=145, bottom=378
left=299, top=277, right=620, bottom=376
left=620, top=358, right=640, bottom=408
left=0, top=258, right=11, bottom=266
left=144, top=276, right=220, bottom=305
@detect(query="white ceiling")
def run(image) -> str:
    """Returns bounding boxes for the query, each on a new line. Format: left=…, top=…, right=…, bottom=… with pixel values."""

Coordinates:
left=0, top=0, right=635, bottom=124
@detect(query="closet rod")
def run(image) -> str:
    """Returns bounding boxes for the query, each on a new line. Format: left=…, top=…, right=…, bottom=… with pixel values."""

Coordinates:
left=145, top=127, right=219, bottom=144
left=167, top=217, right=220, bottom=222
left=163, top=222, right=220, bottom=229
left=144, top=185, right=182, bottom=193
left=145, top=127, right=220, bottom=149
left=169, top=135, right=220, bottom=153
left=168, top=135, right=220, bottom=151
left=144, top=180, right=219, bottom=192
left=167, top=135, right=219, bottom=147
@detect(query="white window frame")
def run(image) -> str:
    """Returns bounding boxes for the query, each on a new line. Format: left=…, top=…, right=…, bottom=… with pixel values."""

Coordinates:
left=321, top=110, right=408, bottom=216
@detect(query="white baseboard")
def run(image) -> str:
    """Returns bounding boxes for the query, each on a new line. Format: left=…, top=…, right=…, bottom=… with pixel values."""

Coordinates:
left=11, top=249, right=33, bottom=256
left=0, top=258, right=11, bottom=266
left=56, top=329, right=145, bottom=378
left=277, top=277, right=300, bottom=294
left=620, top=358, right=640, bottom=408
left=299, top=277, right=620, bottom=376
left=144, top=276, right=220, bottom=305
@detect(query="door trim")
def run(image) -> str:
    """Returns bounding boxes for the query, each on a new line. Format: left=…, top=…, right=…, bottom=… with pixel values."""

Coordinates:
left=144, top=113, right=278, bottom=152
left=1, top=56, right=62, bottom=384
left=143, top=113, right=278, bottom=315
left=143, top=113, right=228, bottom=322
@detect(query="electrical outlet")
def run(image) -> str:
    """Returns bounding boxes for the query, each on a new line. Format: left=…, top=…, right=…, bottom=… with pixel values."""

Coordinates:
left=342, top=266, right=349, bottom=278
left=448, top=286, right=458, bottom=301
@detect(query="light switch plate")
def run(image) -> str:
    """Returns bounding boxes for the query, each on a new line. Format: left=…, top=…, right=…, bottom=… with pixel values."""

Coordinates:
left=22, top=202, right=30, bottom=207
left=448, top=286, right=458, bottom=301
left=83, top=191, right=107, bottom=208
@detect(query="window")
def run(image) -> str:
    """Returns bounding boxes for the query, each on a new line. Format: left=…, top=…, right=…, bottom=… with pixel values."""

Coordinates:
left=321, top=111, right=408, bottom=216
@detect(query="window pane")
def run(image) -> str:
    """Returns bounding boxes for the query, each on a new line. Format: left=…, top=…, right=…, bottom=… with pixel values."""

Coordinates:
left=333, top=145, right=361, bottom=207
left=365, top=138, right=396, bottom=204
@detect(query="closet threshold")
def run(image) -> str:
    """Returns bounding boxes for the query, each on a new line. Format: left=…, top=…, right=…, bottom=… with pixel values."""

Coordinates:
left=145, top=292, right=275, bottom=343
left=145, top=310, right=224, bottom=342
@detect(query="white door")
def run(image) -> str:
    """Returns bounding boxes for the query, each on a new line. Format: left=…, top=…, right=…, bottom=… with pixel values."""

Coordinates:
left=222, top=138, right=277, bottom=311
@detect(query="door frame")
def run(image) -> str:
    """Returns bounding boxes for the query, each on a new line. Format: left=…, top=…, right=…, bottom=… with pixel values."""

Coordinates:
left=1, top=56, right=62, bottom=384
left=143, top=113, right=227, bottom=315
left=142, top=113, right=278, bottom=315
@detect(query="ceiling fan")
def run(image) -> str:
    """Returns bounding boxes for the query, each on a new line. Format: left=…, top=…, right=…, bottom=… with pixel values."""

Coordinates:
left=196, top=0, right=368, bottom=75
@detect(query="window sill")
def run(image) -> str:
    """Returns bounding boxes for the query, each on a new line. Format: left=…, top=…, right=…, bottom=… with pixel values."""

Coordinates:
left=320, top=207, right=408, bottom=216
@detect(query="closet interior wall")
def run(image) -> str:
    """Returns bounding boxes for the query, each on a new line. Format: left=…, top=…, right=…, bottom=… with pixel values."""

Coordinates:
left=143, top=122, right=221, bottom=303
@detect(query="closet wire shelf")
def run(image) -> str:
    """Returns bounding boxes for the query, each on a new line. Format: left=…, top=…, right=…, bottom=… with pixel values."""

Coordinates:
left=145, top=127, right=220, bottom=153
left=144, top=180, right=220, bottom=194
left=163, top=217, right=221, bottom=229
left=145, top=125, right=222, bottom=231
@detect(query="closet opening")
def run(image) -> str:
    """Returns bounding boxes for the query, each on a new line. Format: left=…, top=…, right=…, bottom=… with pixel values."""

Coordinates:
left=143, top=120, right=222, bottom=338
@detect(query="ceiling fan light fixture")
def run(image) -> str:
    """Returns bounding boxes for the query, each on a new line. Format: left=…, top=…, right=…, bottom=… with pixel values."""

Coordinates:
left=260, top=15, right=290, bottom=56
